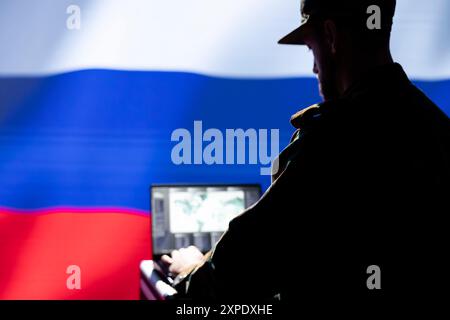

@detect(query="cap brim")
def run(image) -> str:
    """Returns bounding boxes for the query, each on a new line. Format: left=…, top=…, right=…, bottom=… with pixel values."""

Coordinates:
left=278, top=25, right=307, bottom=45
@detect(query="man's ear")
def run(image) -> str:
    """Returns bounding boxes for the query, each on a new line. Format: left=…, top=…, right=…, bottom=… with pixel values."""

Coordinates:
left=323, top=20, right=338, bottom=55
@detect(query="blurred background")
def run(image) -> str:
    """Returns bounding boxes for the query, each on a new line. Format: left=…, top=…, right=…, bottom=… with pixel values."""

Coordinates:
left=0, top=0, right=449, bottom=299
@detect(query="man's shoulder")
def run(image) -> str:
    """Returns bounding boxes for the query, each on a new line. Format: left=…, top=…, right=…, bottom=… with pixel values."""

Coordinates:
left=289, top=100, right=352, bottom=136
left=402, top=83, right=449, bottom=126
left=290, top=104, right=322, bottom=130
left=288, top=82, right=449, bottom=149
left=290, top=100, right=342, bottom=124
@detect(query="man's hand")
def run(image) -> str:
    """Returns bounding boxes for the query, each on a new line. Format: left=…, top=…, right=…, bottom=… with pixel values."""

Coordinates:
left=161, top=246, right=205, bottom=276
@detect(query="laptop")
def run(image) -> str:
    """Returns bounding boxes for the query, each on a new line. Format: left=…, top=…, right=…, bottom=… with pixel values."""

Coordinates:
left=150, top=184, right=262, bottom=258
left=141, top=184, right=262, bottom=299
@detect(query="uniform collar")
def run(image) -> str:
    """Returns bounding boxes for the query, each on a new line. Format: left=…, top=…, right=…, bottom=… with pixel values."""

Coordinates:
left=342, top=63, right=410, bottom=99
left=290, top=104, right=322, bottom=129
left=290, top=63, right=410, bottom=130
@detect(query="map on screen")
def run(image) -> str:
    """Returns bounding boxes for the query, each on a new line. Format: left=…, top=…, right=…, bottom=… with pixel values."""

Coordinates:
left=169, top=190, right=245, bottom=233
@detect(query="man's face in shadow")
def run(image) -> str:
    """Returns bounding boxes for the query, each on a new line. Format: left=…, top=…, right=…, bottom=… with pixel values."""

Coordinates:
left=302, top=22, right=340, bottom=102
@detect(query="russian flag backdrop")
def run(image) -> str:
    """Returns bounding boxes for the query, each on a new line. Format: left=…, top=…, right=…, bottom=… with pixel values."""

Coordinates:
left=0, top=0, right=449, bottom=299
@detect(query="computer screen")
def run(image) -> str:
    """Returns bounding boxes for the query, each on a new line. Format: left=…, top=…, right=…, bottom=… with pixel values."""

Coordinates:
left=151, top=184, right=261, bottom=256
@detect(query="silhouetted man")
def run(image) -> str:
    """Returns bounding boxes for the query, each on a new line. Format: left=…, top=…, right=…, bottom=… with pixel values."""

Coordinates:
left=165, top=0, right=449, bottom=303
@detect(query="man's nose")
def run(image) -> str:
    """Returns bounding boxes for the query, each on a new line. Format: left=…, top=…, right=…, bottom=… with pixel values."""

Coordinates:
left=313, top=62, right=319, bottom=75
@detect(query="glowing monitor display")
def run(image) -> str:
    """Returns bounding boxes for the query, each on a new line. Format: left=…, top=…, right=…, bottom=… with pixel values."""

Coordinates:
left=169, top=190, right=245, bottom=233
left=151, top=184, right=261, bottom=255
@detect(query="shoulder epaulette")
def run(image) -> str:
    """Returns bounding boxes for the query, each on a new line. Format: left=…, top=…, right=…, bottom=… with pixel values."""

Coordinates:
left=290, top=103, right=322, bottom=129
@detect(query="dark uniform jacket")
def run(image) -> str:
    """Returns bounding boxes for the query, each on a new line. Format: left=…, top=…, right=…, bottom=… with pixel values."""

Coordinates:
left=177, top=63, right=450, bottom=303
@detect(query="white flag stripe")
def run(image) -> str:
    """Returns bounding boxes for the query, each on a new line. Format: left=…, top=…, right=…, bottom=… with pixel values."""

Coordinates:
left=0, top=0, right=449, bottom=79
